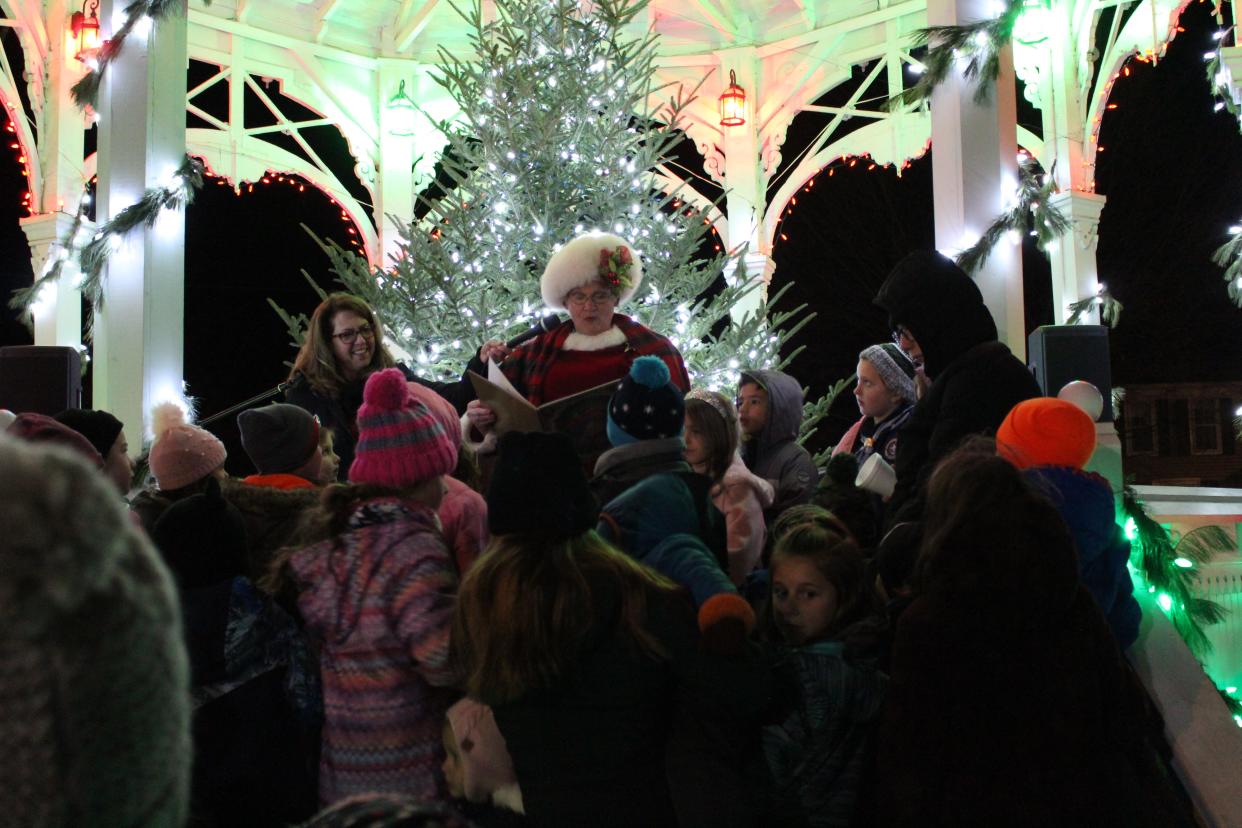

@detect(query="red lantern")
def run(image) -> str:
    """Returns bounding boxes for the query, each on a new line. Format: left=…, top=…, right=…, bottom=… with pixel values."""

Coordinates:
left=718, top=69, right=746, bottom=127
left=70, top=0, right=101, bottom=62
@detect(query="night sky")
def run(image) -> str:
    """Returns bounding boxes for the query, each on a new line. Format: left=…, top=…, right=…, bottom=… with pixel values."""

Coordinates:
left=0, top=2, right=1239, bottom=470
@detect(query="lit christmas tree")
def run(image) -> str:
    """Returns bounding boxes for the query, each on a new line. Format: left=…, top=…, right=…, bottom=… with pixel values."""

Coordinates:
left=318, top=0, right=828, bottom=408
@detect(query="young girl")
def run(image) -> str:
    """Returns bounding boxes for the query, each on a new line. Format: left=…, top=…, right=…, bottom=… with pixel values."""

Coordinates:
left=683, top=389, right=774, bottom=585
left=281, top=369, right=460, bottom=804
left=763, top=520, right=887, bottom=828
left=315, top=426, right=339, bottom=485
left=833, top=343, right=917, bottom=465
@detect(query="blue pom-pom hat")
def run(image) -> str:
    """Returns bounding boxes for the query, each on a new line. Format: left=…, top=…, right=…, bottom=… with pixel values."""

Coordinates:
left=606, top=356, right=686, bottom=447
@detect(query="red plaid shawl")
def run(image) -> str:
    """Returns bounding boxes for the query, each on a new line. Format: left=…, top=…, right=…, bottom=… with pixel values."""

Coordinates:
left=500, top=313, right=690, bottom=405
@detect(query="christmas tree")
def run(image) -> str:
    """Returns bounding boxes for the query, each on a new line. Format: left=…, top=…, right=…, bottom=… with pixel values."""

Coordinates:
left=315, top=0, right=839, bottom=435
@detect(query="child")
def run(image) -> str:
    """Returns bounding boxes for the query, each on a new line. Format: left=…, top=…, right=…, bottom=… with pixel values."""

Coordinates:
left=316, top=427, right=340, bottom=484
left=283, top=368, right=460, bottom=804
left=996, top=397, right=1140, bottom=649
left=443, top=698, right=525, bottom=823
left=237, top=403, right=323, bottom=489
left=737, top=370, right=818, bottom=524
left=130, top=402, right=229, bottom=536
left=762, top=520, right=887, bottom=828
left=833, top=343, right=917, bottom=465
left=684, top=389, right=774, bottom=585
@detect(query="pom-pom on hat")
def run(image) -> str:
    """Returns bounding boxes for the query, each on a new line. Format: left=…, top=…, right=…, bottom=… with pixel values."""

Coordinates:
left=540, top=231, right=644, bottom=311
left=487, top=431, right=598, bottom=541
left=348, top=368, right=457, bottom=487
left=237, top=403, right=320, bottom=475
left=149, top=403, right=227, bottom=492
left=997, top=397, right=1096, bottom=470
left=606, top=356, right=685, bottom=447
left=859, top=343, right=917, bottom=406
left=53, top=408, right=124, bottom=460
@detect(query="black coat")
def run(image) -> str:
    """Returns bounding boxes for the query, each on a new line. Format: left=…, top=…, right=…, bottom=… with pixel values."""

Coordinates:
left=284, top=360, right=478, bottom=481
left=875, top=253, right=1040, bottom=522
left=491, top=581, right=770, bottom=828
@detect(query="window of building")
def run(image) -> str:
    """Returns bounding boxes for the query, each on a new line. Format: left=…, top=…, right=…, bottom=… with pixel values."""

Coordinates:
left=1125, top=400, right=1156, bottom=456
left=1191, top=398, right=1222, bottom=455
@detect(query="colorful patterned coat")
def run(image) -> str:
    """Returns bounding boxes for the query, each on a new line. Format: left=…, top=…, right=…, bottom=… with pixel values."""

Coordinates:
left=289, top=496, right=459, bottom=804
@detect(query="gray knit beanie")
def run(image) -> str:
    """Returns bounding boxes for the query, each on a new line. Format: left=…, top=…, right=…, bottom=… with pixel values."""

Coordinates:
left=0, top=434, right=191, bottom=827
left=859, top=343, right=917, bottom=405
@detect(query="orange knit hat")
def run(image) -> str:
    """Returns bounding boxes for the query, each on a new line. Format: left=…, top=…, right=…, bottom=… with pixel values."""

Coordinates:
left=996, top=397, right=1096, bottom=470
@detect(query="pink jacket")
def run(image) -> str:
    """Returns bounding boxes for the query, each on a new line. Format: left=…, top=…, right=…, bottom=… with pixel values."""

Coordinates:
left=699, top=453, right=774, bottom=585
left=439, top=476, right=490, bottom=577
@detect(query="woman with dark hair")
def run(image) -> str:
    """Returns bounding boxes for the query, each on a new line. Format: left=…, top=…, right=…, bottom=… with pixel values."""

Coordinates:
left=877, top=442, right=1183, bottom=827
left=285, top=293, right=498, bottom=480
left=453, top=431, right=768, bottom=828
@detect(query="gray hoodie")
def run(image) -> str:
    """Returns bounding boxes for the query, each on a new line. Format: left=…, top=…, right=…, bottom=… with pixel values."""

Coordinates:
left=738, top=369, right=818, bottom=523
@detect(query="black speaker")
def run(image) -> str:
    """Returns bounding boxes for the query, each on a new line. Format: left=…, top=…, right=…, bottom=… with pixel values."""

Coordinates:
left=0, top=346, right=82, bottom=415
left=1027, top=325, right=1113, bottom=422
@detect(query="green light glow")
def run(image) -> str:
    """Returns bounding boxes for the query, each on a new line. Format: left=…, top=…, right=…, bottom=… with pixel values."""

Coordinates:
left=1158, top=593, right=1174, bottom=613
left=1227, top=687, right=1238, bottom=695
left=1174, top=557, right=1194, bottom=569
left=1012, top=0, right=1053, bottom=46
left=1124, top=517, right=1138, bottom=541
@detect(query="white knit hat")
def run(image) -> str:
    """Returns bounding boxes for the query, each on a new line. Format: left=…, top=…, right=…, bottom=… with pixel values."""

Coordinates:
left=0, top=434, right=190, bottom=825
left=540, top=231, right=644, bottom=311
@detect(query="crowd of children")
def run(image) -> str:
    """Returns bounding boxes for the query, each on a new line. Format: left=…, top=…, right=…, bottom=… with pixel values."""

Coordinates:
left=0, top=248, right=1192, bottom=827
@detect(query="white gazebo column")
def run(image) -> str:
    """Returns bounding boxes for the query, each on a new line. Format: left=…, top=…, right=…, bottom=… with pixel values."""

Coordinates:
left=716, top=47, right=769, bottom=321
left=928, top=0, right=1024, bottom=358
left=376, top=59, right=417, bottom=268
left=21, top=0, right=89, bottom=348
left=1047, top=190, right=1106, bottom=322
left=92, top=3, right=188, bottom=440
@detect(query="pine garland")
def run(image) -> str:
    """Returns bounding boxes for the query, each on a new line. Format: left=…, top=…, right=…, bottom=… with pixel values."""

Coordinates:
left=885, top=0, right=1024, bottom=111
left=1212, top=224, right=1242, bottom=306
left=1121, top=487, right=1227, bottom=657
left=8, top=182, right=91, bottom=326
left=954, top=158, right=1072, bottom=275
left=9, top=154, right=203, bottom=322
left=71, top=0, right=202, bottom=111
left=1066, top=286, right=1123, bottom=327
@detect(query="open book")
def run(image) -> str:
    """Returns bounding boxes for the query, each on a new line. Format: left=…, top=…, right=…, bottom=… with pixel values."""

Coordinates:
left=468, top=361, right=620, bottom=460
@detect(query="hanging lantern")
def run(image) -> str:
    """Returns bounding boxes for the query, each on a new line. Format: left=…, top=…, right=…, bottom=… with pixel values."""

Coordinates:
left=718, top=69, right=746, bottom=127
left=70, top=0, right=102, bottom=62
left=387, top=79, right=419, bottom=137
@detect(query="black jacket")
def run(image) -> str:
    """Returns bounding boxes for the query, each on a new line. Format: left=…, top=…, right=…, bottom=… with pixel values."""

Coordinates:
left=875, top=253, right=1040, bottom=521
left=284, top=360, right=478, bottom=481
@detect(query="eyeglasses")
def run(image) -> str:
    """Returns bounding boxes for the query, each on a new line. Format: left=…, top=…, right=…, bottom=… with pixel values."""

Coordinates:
left=566, top=290, right=616, bottom=307
left=332, top=322, right=375, bottom=344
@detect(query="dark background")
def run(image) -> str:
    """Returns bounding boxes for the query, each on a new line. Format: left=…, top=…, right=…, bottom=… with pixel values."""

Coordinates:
left=1, top=1, right=1239, bottom=471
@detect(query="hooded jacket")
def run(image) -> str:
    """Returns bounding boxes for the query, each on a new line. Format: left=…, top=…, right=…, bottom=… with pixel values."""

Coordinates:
left=738, top=369, right=819, bottom=524
left=289, top=496, right=459, bottom=804
left=1026, top=466, right=1141, bottom=650
left=874, top=252, right=1040, bottom=521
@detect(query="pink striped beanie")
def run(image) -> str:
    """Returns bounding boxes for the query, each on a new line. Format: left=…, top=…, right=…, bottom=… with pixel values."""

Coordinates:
left=348, top=368, right=457, bottom=487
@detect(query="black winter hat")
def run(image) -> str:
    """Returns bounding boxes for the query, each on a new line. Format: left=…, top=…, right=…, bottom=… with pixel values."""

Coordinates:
left=605, top=356, right=685, bottom=446
left=487, top=431, right=598, bottom=541
left=54, top=407, right=123, bottom=458
left=237, top=403, right=320, bottom=475
left=151, top=477, right=248, bottom=588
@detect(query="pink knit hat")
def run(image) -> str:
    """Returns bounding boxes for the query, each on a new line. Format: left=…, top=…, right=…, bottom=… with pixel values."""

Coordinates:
left=348, top=369, right=457, bottom=487
left=445, top=698, right=519, bottom=804
left=148, top=403, right=227, bottom=491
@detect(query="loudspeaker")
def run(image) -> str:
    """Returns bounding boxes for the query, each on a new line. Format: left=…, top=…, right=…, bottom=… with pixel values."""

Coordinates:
left=1027, top=325, right=1113, bottom=422
left=0, top=346, right=82, bottom=415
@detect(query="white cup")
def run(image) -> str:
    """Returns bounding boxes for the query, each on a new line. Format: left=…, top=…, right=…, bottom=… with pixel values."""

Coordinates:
left=855, top=453, right=897, bottom=498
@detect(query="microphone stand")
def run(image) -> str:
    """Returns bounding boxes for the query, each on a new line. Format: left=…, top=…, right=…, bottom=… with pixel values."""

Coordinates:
left=198, top=381, right=291, bottom=428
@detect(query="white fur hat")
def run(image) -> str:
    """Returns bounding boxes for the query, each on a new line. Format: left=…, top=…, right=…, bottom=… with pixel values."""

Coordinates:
left=540, top=231, right=644, bottom=311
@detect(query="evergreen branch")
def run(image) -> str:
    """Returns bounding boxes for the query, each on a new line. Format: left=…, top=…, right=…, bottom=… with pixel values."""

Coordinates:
left=1121, top=487, right=1226, bottom=657
left=955, top=158, right=1071, bottom=274
left=70, top=0, right=203, bottom=111
left=8, top=182, right=92, bottom=327
left=1066, top=286, right=1123, bottom=327
left=884, top=0, right=1024, bottom=111
left=1206, top=51, right=1242, bottom=128
left=1212, top=226, right=1242, bottom=307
